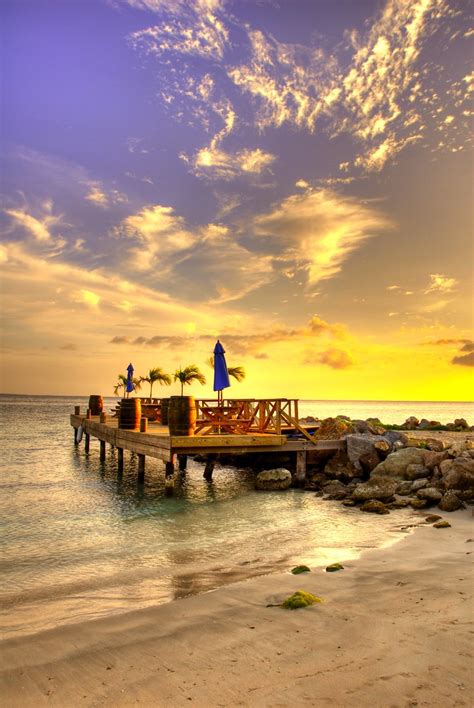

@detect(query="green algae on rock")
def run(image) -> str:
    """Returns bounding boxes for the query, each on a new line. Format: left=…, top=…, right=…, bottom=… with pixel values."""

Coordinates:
left=281, top=591, right=323, bottom=609
left=326, top=563, right=344, bottom=572
left=433, top=520, right=451, bottom=528
left=291, top=565, right=311, bottom=575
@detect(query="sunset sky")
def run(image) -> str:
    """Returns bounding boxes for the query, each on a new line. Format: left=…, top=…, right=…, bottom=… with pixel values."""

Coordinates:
left=1, top=0, right=473, bottom=400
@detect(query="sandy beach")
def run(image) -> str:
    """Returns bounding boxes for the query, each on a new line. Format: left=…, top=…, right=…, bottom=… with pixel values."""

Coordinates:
left=1, top=508, right=472, bottom=708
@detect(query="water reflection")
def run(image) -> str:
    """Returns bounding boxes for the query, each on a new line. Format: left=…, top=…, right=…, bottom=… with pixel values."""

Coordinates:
left=0, top=395, right=421, bottom=640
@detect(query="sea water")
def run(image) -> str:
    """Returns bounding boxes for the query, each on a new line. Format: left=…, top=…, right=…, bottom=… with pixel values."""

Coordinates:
left=0, top=395, right=472, bottom=640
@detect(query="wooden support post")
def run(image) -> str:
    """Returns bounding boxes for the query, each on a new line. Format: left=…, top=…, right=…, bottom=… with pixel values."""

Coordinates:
left=100, top=440, right=106, bottom=462
left=74, top=428, right=79, bottom=445
left=203, top=454, right=216, bottom=481
left=117, top=447, right=124, bottom=474
left=138, top=454, right=145, bottom=483
left=140, top=417, right=148, bottom=433
left=74, top=405, right=80, bottom=415
left=165, top=456, right=176, bottom=495
left=85, top=433, right=90, bottom=454
left=165, top=460, right=175, bottom=477
left=100, top=412, right=107, bottom=424
left=86, top=409, right=92, bottom=420
left=178, top=454, right=188, bottom=472
left=295, top=450, right=307, bottom=486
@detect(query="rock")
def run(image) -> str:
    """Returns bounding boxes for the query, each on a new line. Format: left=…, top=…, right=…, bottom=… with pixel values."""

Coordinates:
left=323, top=480, right=349, bottom=500
left=393, top=441, right=405, bottom=451
left=411, top=477, right=429, bottom=491
left=438, top=491, right=464, bottom=512
left=281, top=591, right=323, bottom=609
left=384, top=430, right=408, bottom=446
left=433, top=520, right=451, bottom=528
left=396, top=480, right=414, bottom=496
left=427, top=420, right=442, bottom=429
left=309, top=472, right=329, bottom=488
left=442, top=457, right=474, bottom=491
left=410, top=498, right=428, bottom=509
left=291, top=565, right=311, bottom=574
left=424, top=514, right=442, bottom=523
left=391, top=495, right=412, bottom=508
left=404, top=416, right=419, bottom=430
left=365, top=418, right=386, bottom=435
left=359, top=452, right=381, bottom=475
left=255, top=468, right=292, bottom=491
left=360, top=500, right=390, bottom=514
left=416, top=487, right=443, bottom=503
left=373, top=440, right=391, bottom=457
left=352, top=478, right=398, bottom=502
left=422, top=450, right=447, bottom=470
left=454, top=418, right=468, bottom=429
left=299, top=416, right=318, bottom=423
left=405, top=464, right=431, bottom=481
left=418, top=419, right=430, bottom=429
left=439, top=459, right=453, bottom=475
left=324, top=450, right=356, bottom=481
left=371, top=447, right=426, bottom=479
left=425, top=438, right=448, bottom=452
left=352, top=419, right=370, bottom=434
left=342, top=499, right=356, bottom=507
left=346, top=434, right=387, bottom=470
left=446, top=441, right=474, bottom=457
left=326, top=563, right=344, bottom=572
left=315, top=417, right=354, bottom=440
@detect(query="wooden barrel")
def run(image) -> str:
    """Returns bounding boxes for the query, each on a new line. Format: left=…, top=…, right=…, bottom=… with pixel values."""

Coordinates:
left=160, top=397, right=170, bottom=425
left=88, top=395, right=103, bottom=416
left=168, top=396, right=196, bottom=436
left=119, top=398, right=142, bottom=430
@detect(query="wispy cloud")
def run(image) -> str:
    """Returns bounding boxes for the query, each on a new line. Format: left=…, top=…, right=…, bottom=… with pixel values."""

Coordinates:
left=4, top=200, right=62, bottom=242
left=252, top=188, right=393, bottom=286
left=305, top=347, right=354, bottom=370
left=84, top=182, right=127, bottom=208
left=424, top=273, right=458, bottom=294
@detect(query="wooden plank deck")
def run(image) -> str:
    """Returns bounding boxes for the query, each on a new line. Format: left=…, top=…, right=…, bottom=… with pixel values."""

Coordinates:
left=70, top=414, right=344, bottom=461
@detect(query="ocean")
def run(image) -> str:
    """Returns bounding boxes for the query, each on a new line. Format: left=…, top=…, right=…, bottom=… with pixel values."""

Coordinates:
left=1, top=395, right=472, bottom=641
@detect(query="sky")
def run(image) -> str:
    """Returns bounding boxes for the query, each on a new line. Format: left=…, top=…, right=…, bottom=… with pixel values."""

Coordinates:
left=1, top=0, right=473, bottom=400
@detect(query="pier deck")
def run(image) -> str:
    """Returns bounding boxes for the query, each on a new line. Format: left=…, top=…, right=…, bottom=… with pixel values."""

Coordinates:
left=70, top=411, right=345, bottom=484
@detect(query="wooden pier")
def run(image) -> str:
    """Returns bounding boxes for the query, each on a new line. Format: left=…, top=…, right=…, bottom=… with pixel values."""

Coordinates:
left=70, top=398, right=345, bottom=487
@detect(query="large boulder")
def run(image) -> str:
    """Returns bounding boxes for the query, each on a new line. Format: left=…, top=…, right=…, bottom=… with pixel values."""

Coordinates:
left=315, top=417, right=354, bottom=439
left=422, top=450, right=447, bottom=470
left=371, top=447, right=426, bottom=479
left=404, top=416, right=419, bottom=430
left=446, top=440, right=474, bottom=458
left=454, top=418, right=469, bottom=430
left=352, top=478, right=398, bottom=502
left=442, top=457, right=474, bottom=491
left=438, top=490, right=464, bottom=512
left=416, top=487, right=443, bottom=504
left=255, top=468, right=292, bottom=491
left=323, top=450, right=356, bottom=481
left=346, top=434, right=396, bottom=473
left=405, top=464, right=431, bottom=481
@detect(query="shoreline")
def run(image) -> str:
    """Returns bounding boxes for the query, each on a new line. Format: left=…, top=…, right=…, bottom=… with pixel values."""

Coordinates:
left=1, top=508, right=472, bottom=707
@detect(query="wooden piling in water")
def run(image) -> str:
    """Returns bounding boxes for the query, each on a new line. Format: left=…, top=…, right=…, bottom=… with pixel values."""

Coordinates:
left=178, top=454, right=187, bottom=471
left=85, top=433, right=90, bottom=453
left=204, top=454, right=216, bottom=481
left=295, top=450, right=307, bottom=485
left=100, top=440, right=106, bottom=462
left=138, top=454, right=145, bottom=482
left=117, top=447, right=124, bottom=473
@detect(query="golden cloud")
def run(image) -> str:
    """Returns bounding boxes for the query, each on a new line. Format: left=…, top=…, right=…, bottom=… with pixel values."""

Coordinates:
left=252, top=188, right=393, bottom=285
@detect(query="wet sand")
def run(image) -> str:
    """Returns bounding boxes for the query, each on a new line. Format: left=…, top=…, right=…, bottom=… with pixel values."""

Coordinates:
left=1, top=509, right=473, bottom=707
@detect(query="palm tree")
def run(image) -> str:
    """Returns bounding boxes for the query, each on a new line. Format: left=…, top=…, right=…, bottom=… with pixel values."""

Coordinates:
left=174, top=365, right=206, bottom=396
left=140, top=367, right=172, bottom=398
left=113, top=374, right=142, bottom=397
left=206, top=357, right=246, bottom=382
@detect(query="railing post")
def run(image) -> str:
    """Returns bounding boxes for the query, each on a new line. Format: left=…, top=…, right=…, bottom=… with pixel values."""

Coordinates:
left=275, top=400, right=281, bottom=434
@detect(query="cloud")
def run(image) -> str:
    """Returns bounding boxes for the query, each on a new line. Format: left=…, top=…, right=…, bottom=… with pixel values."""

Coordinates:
left=452, top=352, right=474, bottom=367
left=424, top=273, right=458, bottom=294
left=84, top=183, right=127, bottom=208
left=4, top=200, right=62, bottom=242
left=309, top=314, right=346, bottom=339
left=305, top=348, right=354, bottom=369
left=252, top=188, right=393, bottom=285
left=423, top=338, right=472, bottom=346
left=191, top=146, right=276, bottom=181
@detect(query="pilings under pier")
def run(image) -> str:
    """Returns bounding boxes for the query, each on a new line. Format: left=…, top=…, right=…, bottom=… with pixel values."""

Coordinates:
left=70, top=409, right=345, bottom=491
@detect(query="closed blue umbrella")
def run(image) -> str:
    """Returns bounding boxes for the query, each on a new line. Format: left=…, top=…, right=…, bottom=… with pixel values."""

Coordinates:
left=126, top=362, right=134, bottom=396
left=213, top=340, right=230, bottom=405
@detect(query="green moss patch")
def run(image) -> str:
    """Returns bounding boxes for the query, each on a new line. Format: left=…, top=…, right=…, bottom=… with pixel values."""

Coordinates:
left=281, top=591, right=323, bottom=610
left=291, top=565, right=311, bottom=575
left=326, top=563, right=344, bottom=572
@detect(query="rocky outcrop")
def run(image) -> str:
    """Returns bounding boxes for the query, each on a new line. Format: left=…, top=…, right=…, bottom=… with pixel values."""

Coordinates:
left=255, top=468, right=292, bottom=491
left=438, top=491, right=464, bottom=512
left=442, top=456, right=474, bottom=490
left=371, top=447, right=426, bottom=479
left=315, top=417, right=354, bottom=439
left=352, top=478, right=398, bottom=502
left=360, top=500, right=390, bottom=514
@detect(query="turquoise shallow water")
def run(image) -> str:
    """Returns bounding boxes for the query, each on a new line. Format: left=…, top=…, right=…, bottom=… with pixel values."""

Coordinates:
left=1, top=395, right=470, bottom=640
